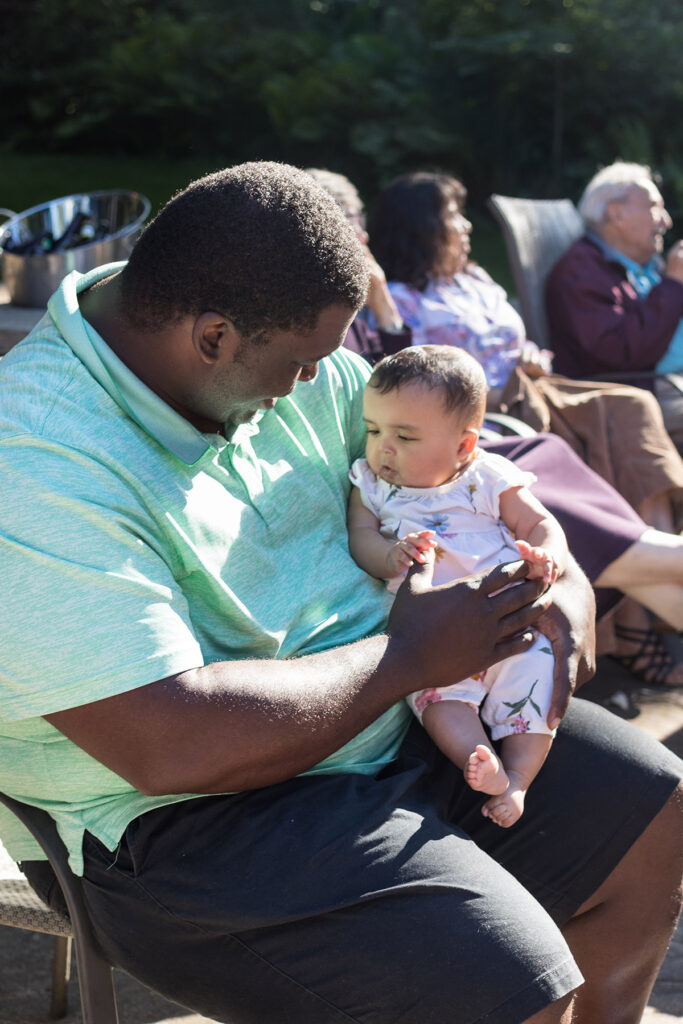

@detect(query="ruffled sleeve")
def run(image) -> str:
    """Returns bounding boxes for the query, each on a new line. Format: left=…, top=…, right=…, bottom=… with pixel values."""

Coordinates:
left=349, top=458, right=384, bottom=517
left=468, top=451, right=536, bottom=521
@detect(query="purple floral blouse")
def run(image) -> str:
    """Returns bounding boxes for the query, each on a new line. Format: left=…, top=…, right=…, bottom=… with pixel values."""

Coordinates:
left=385, top=266, right=536, bottom=389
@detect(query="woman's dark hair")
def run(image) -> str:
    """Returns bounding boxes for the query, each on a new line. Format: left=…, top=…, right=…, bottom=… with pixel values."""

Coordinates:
left=120, top=161, right=369, bottom=337
left=369, top=172, right=467, bottom=291
left=369, top=345, right=486, bottom=421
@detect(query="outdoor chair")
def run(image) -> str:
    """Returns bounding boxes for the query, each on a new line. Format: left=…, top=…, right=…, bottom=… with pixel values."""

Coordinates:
left=487, top=194, right=584, bottom=352
left=0, top=859, right=72, bottom=1018
left=480, top=410, right=537, bottom=441
left=0, top=791, right=119, bottom=1022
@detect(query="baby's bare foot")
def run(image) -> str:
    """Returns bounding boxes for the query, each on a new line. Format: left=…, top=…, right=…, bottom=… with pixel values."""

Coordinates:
left=464, top=744, right=509, bottom=795
left=482, top=774, right=527, bottom=828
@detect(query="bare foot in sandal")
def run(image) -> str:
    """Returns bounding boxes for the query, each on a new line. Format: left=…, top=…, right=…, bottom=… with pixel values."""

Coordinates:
left=614, top=622, right=683, bottom=686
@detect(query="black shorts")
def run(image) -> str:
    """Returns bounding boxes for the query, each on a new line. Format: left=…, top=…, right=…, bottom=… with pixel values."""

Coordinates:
left=78, top=698, right=682, bottom=1024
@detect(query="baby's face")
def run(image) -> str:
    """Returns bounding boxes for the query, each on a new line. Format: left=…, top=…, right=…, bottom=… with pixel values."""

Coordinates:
left=363, top=382, right=472, bottom=488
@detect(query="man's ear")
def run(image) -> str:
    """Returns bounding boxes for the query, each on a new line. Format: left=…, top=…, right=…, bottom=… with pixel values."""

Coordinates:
left=604, top=199, right=622, bottom=225
left=457, top=428, right=479, bottom=458
left=191, top=312, right=242, bottom=364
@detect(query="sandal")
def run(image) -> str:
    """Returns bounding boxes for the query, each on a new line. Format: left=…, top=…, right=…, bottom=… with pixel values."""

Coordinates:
left=613, top=625, right=683, bottom=687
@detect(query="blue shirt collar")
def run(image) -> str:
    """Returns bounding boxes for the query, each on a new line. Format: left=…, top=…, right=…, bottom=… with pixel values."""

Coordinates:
left=585, top=230, right=662, bottom=295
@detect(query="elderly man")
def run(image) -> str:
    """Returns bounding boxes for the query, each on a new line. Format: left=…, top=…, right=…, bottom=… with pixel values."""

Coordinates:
left=546, top=161, right=683, bottom=452
left=0, top=161, right=681, bottom=1024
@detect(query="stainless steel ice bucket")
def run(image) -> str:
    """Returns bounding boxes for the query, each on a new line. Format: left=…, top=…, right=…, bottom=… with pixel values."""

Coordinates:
left=0, top=190, right=151, bottom=307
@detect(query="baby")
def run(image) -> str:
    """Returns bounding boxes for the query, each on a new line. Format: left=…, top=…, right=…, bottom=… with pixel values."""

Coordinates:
left=348, top=345, right=568, bottom=827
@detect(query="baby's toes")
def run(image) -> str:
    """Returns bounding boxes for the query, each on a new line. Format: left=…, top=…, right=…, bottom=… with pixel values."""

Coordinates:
left=483, top=797, right=518, bottom=828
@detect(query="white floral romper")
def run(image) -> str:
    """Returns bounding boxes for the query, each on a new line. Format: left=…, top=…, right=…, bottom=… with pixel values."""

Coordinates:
left=349, top=450, right=555, bottom=739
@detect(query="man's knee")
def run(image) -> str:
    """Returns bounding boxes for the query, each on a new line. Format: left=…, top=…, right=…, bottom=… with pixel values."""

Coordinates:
left=244, top=887, right=581, bottom=1023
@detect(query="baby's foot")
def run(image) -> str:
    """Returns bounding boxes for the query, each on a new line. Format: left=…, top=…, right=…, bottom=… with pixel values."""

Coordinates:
left=464, top=744, right=509, bottom=795
left=482, top=773, right=527, bottom=828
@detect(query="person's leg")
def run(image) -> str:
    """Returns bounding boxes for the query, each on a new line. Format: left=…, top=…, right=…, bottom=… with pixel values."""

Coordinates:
left=562, top=781, right=683, bottom=1023
left=594, top=529, right=683, bottom=679
left=447, top=698, right=683, bottom=1024
left=475, top=636, right=555, bottom=827
left=483, top=733, right=553, bottom=828
left=538, top=377, right=683, bottom=525
left=488, top=435, right=683, bottom=612
left=593, top=589, right=683, bottom=684
left=614, top=582, right=683, bottom=634
left=526, top=998, right=575, bottom=1024
left=420, top=699, right=510, bottom=796
left=594, top=527, right=683, bottom=587
left=82, top=768, right=582, bottom=1024
left=637, top=490, right=677, bottom=532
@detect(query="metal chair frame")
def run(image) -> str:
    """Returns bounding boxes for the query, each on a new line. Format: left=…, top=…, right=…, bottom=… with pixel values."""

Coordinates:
left=0, top=792, right=119, bottom=1022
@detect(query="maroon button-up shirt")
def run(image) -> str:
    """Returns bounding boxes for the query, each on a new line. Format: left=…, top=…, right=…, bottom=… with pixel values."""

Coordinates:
left=545, top=235, right=683, bottom=384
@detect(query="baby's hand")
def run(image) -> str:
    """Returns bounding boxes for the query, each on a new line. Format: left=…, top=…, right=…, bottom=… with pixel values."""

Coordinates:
left=386, top=531, right=436, bottom=576
left=515, top=540, right=559, bottom=584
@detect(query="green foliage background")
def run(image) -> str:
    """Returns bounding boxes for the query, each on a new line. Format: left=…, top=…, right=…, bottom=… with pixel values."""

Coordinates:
left=2, top=0, right=682, bottom=222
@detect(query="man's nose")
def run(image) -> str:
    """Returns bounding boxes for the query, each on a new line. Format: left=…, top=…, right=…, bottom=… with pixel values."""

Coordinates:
left=299, top=363, right=319, bottom=383
left=659, top=207, right=673, bottom=232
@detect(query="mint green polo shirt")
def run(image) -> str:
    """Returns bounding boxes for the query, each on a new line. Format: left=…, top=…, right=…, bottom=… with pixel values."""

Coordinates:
left=0, top=264, right=407, bottom=874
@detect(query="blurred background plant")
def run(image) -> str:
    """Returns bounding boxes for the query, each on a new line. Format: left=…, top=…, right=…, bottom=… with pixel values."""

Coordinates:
left=1, top=0, right=682, bottom=290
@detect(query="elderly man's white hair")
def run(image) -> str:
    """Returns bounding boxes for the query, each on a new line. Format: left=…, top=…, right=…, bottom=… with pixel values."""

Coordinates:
left=578, top=161, right=658, bottom=229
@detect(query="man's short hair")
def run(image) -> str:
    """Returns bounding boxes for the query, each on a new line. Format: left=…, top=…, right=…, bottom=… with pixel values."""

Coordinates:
left=368, top=345, right=487, bottom=423
left=120, top=161, right=369, bottom=337
left=578, top=161, right=659, bottom=229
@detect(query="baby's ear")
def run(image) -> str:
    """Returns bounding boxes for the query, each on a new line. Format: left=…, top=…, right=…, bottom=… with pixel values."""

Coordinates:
left=457, top=427, right=479, bottom=457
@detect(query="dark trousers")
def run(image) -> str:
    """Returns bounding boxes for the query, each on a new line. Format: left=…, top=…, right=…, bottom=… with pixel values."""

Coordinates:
left=66, top=699, right=681, bottom=1024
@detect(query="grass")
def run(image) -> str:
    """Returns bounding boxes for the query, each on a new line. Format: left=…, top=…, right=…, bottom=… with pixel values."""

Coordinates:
left=0, top=152, right=515, bottom=298
left=0, top=153, right=224, bottom=222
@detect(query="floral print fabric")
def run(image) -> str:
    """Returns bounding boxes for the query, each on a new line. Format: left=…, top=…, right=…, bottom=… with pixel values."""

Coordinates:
left=349, top=448, right=535, bottom=592
left=384, top=266, right=537, bottom=389
left=349, top=448, right=554, bottom=739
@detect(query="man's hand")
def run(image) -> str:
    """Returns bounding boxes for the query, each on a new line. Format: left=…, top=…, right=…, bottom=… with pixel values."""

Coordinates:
left=387, top=557, right=550, bottom=692
left=533, top=556, right=596, bottom=729
left=363, top=243, right=405, bottom=331
left=665, top=240, right=683, bottom=285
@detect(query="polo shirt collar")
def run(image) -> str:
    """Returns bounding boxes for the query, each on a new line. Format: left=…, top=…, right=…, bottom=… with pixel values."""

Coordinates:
left=585, top=230, right=662, bottom=290
left=48, top=263, right=263, bottom=465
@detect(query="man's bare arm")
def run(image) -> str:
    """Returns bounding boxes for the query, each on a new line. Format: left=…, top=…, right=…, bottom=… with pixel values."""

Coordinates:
left=44, top=561, right=550, bottom=797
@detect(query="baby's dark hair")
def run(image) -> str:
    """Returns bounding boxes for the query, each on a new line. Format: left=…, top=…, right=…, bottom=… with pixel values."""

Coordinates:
left=368, top=345, right=487, bottom=423
left=120, top=161, right=369, bottom=337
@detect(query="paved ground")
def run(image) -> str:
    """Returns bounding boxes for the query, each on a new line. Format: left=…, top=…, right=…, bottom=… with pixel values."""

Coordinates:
left=1, top=654, right=681, bottom=1023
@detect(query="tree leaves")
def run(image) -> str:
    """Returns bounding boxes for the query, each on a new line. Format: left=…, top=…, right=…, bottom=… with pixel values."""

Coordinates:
left=2, top=0, right=682, bottom=215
